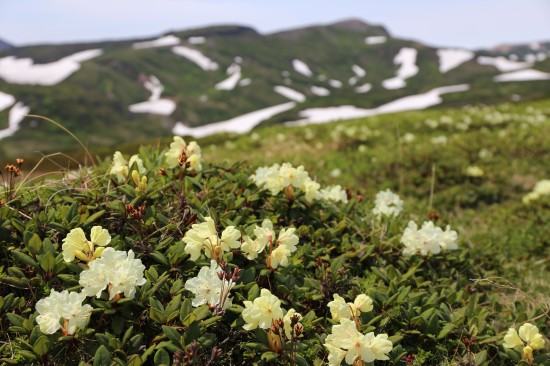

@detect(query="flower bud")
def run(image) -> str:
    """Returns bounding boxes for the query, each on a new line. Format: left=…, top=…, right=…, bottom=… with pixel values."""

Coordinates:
left=93, top=247, right=105, bottom=259
left=268, top=328, right=282, bottom=353
left=75, top=250, right=89, bottom=262
left=284, top=185, right=295, bottom=201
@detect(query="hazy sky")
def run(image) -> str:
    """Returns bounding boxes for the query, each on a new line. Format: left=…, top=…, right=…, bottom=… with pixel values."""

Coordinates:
left=1, top=0, right=549, bottom=49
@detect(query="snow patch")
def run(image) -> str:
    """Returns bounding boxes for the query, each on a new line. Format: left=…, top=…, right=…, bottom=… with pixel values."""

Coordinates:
left=215, top=63, right=242, bottom=90
left=129, top=100, right=176, bottom=115
left=477, top=56, right=531, bottom=72
left=352, top=65, right=366, bottom=78
left=382, top=48, right=418, bottom=90
left=329, top=79, right=343, bottom=88
left=355, top=83, right=372, bottom=93
left=274, top=85, right=306, bottom=102
left=0, top=49, right=102, bottom=85
left=292, top=59, right=313, bottom=77
left=365, top=36, right=387, bottom=45
left=310, top=86, right=330, bottom=96
left=437, top=49, right=474, bottom=73
left=0, top=91, right=15, bottom=112
left=132, top=35, right=180, bottom=49
left=286, top=84, right=469, bottom=126
left=172, top=102, right=296, bottom=138
left=188, top=36, right=206, bottom=45
left=0, top=102, right=30, bottom=140
left=128, top=75, right=176, bottom=116
left=172, top=46, right=218, bottom=71
left=494, top=69, right=550, bottom=82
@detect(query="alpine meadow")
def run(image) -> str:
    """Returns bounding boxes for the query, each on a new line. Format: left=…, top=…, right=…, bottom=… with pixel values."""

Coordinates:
left=0, top=14, right=549, bottom=366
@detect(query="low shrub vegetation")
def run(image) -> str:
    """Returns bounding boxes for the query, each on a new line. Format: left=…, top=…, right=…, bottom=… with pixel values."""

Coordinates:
left=1, top=99, right=549, bottom=365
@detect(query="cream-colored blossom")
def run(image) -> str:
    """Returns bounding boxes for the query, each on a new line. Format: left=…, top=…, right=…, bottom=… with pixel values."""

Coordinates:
left=328, top=294, right=352, bottom=321
left=401, top=220, right=458, bottom=257
left=240, top=236, right=263, bottom=260
left=503, top=328, right=524, bottom=349
left=79, top=248, right=146, bottom=300
left=128, top=155, right=146, bottom=175
left=325, top=318, right=393, bottom=365
left=36, top=290, right=92, bottom=335
left=503, top=322, right=546, bottom=359
left=372, top=189, right=403, bottom=218
left=62, top=226, right=111, bottom=262
left=184, top=260, right=233, bottom=308
left=254, top=219, right=275, bottom=249
left=353, top=294, right=373, bottom=313
left=220, top=226, right=242, bottom=251
left=465, top=165, right=484, bottom=177
left=523, top=179, right=550, bottom=204
left=301, top=179, right=321, bottom=202
left=164, top=136, right=202, bottom=172
left=110, top=151, right=129, bottom=183
left=241, top=289, right=283, bottom=330
left=183, top=217, right=240, bottom=261
left=320, top=185, right=348, bottom=203
left=277, top=227, right=298, bottom=252
left=270, top=245, right=291, bottom=269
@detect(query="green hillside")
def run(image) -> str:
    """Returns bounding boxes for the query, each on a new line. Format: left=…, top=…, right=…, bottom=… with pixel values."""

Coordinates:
left=1, top=20, right=550, bottom=158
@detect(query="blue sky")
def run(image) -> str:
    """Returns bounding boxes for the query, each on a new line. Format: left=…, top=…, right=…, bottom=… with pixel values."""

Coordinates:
left=0, top=0, right=549, bottom=49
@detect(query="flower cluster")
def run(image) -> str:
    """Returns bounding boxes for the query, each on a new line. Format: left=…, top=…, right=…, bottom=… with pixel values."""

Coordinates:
left=241, top=219, right=299, bottom=269
left=62, top=226, right=111, bottom=262
left=503, top=323, right=545, bottom=362
left=36, top=290, right=92, bottom=335
left=242, top=289, right=302, bottom=338
left=79, top=248, right=146, bottom=300
left=327, top=294, right=373, bottom=322
left=319, top=185, right=348, bottom=203
left=184, top=260, right=238, bottom=314
left=242, top=288, right=284, bottom=331
left=372, top=189, right=403, bottom=218
left=401, top=220, right=458, bottom=256
left=183, top=217, right=241, bottom=262
left=109, top=151, right=146, bottom=183
left=325, top=318, right=393, bottom=365
left=164, top=136, right=202, bottom=172
left=250, top=163, right=348, bottom=203
left=522, top=179, right=550, bottom=204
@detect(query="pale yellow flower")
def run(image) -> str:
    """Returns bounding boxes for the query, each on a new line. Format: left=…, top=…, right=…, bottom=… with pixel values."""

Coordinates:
left=242, top=289, right=283, bottom=330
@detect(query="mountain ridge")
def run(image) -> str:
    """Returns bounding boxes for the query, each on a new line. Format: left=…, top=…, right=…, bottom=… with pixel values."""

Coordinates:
left=0, top=19, right=549, bottom=158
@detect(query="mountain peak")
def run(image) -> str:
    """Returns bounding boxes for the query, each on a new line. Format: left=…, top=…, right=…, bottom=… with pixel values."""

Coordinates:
left=0, top=38, right=14, bottom=52
left=329, top=18, right=376, bottom=31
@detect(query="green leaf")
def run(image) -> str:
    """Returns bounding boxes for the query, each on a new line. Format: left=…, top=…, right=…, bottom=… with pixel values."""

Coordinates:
left=183, top=321, right=201, bottom=345
left=437, top=323, right=455, bottom=339
left=122, top=326, right=134, bottom=347
left=39, top=252, right=56, bottom=272
left=27, top=234, right=43, bottom=255
left=82, top=210, right=105, bottom=226
left=247, top=283, right=259, bottom=300
left=149, top=298, right=166, bottom=324
left=153, top=348, right=170, bottom=366
left=127, top=354, right=142, bottom=366
left=11, top=250, right=39, bottom=269
left=475, top=350, right=488, bottom=365
left=33, top=336, right=50, bottom=356
left=93, top=345, right=111, bottom=366
left=179, top=298, right=193, bottom=324
left=261, top=352, right=279, bottom=362
left=161, top=325, right=181, bottom=345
